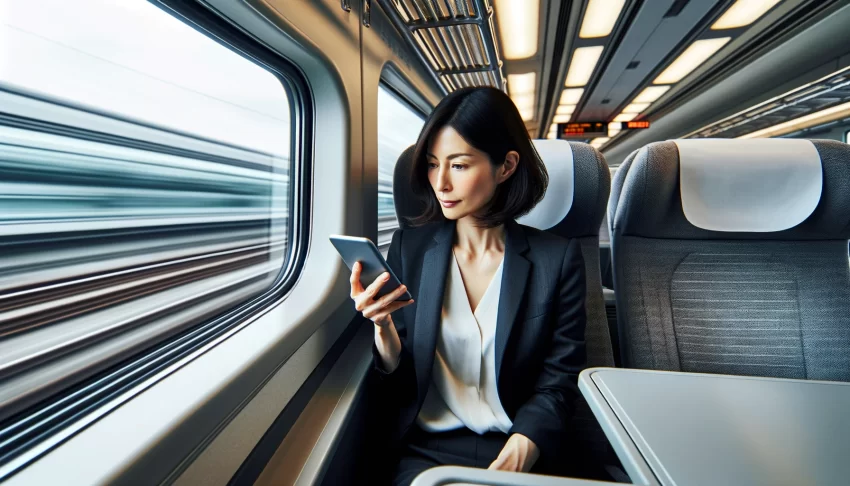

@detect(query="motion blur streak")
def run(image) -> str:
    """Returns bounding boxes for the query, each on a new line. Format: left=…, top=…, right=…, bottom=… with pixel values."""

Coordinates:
left=0, top=122, right=288, bottom=421
left=377, top=87, right=424, bottom=250
left=0, top=0, right=293, bottom=425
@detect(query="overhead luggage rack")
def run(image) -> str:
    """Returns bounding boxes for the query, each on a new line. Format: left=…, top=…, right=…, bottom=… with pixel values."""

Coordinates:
left=378, top=0, right=505, bottom=93
left=685, top=65, right=850, bottom=139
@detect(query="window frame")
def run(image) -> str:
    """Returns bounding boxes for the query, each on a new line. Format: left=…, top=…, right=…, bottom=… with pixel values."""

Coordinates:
left=0, top=0, right=313, bottom=478
left=375, top=79, right=427, bottom=250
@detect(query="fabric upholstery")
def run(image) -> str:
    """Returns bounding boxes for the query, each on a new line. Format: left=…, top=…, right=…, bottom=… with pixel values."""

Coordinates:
left=610, top=139, right=850, bottom=381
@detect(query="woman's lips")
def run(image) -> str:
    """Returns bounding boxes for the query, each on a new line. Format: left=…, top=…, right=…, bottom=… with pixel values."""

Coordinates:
left=440, top=200, right=459, bottom=208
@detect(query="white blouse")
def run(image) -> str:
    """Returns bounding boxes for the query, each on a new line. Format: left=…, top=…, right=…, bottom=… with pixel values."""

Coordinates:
left=415, top=251, right=513, bottom=434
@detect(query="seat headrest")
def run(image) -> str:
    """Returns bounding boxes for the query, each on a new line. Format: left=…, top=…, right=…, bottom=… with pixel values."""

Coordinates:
left=392, top=140, right=610, bottom=238
left=392, top=145, right=421, bottom=230
left=609, top=139, right=850, bottom=240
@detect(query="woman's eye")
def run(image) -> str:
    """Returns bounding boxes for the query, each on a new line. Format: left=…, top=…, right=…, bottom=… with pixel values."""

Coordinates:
left=427, top=163, right=438, bottom=169
left=452, top=164, right=465, bottom=170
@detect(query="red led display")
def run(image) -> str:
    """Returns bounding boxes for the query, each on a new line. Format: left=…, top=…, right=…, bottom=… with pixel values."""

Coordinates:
left=622, top=120, right=650, bottom=129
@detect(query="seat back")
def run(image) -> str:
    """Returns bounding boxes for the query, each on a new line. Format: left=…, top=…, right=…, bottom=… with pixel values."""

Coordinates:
left=393, top=140, right=614, bottom=367
left=609, top=139, right=850, bottom=381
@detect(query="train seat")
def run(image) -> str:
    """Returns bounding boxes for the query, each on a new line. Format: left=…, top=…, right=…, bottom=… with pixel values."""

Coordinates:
left=609, top=139, right=850, bottom=381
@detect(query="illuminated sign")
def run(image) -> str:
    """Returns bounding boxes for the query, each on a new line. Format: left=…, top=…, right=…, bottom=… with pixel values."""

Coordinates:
left=557, top=121, right=607, bottom=139
left=621, top=120, right=651, bottom=129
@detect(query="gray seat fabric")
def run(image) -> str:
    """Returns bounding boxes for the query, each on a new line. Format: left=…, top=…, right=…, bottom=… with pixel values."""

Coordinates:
left=609, top=139, right=850, bottom=381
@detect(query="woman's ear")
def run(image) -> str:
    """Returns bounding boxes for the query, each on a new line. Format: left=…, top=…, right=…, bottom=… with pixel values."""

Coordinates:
left=498, top=151, right=520, bottom=183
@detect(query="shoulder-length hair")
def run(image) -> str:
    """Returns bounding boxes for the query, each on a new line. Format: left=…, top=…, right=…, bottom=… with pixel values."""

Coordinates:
left=407, top=86, right=548, bottom=229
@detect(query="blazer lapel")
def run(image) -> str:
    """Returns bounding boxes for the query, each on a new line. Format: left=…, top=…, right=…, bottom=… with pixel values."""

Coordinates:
left=413, top=220, right=454, bottom=401
left=495, top=220, right=530, bottom=383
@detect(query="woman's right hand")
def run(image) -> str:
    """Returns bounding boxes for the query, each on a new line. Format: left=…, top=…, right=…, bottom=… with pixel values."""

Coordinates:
left=350, top=262, right=414, bottom=327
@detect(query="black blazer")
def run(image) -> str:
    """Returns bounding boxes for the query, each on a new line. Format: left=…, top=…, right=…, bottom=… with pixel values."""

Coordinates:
left=371, top=219, right=587, bottom=462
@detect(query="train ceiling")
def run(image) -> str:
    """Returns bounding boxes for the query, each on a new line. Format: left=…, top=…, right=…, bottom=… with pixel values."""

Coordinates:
left=378, top=0, right=847, bottom=149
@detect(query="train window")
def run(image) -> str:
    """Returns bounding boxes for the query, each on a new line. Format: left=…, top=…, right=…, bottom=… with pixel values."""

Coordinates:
left=0, top=0, right=296, bottom=464
left=377, top=86, right=425, bottom=250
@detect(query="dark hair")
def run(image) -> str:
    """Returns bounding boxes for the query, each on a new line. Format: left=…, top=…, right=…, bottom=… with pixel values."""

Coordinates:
left=408, top=86, right=548, bottom=228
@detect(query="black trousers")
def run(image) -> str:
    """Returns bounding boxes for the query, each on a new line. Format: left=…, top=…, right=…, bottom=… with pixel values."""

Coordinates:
left=391, top=426, right=511, bottom=486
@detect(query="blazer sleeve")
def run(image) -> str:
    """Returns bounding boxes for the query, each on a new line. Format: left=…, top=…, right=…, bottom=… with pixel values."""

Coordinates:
left=370, top=229, right=416, bottom=396
left=509, top=238, right=587, bottom=461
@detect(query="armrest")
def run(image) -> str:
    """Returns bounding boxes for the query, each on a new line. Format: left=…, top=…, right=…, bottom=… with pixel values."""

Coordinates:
left=410, top=466, right=627, bottom=486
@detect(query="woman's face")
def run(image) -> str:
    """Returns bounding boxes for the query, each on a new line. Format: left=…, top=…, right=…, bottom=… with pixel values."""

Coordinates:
left=426, top=126, right=517, bottom=222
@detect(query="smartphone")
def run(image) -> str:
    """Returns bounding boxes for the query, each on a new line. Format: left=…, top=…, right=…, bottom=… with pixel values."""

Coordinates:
left=329, top=235, right=412, bottom=301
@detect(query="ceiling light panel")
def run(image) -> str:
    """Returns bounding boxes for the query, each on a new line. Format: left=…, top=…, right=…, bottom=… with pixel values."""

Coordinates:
left=553, top=114, right=572, bottom=123
left=513, top=95, right=535, bottom=120
left=571, top=0, right=718, bottom=121
left=712, top=0, right=782, bottom=30
left=622, top=102, right=650, bottom=113
left=508, top=73, right=536, bottom=121
left=613, top=113, right=637, bottom=122
left=508, top=72, right=536, bottom=96
left=512, top=93, right=534, bottom=106
left=580, top=0, right=626, bottom=38
left=556, top=105, right=575, bottom=115
left=633, top=85, right=671, bottom=103
left=494, top=0, right=540, bottom=59
left=738, top=100, right=850, bottom=139
left=566, top=46, right=604, bottom=87
left=654, top=37, right=731, bottom=84
left=560, top=88, right=584, bottom=105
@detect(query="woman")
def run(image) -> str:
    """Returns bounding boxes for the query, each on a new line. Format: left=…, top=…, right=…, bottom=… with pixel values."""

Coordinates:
left=350, top=86, right=587, bottom=485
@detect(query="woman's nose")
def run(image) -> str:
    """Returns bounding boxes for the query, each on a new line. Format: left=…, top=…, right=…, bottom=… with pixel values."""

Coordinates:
left=436, top=166, right=451, bottom=191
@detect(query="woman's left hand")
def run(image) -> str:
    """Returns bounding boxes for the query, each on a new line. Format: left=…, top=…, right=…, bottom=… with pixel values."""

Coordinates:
left=487, top=433, right=540, bottom=473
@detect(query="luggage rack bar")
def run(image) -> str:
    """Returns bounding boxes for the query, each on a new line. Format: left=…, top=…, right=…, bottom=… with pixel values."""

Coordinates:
left=376, top=0, right=505, bottom=93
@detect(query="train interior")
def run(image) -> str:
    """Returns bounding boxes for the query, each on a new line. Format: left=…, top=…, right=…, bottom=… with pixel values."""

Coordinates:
left=1, top=0, right=849, bottom=485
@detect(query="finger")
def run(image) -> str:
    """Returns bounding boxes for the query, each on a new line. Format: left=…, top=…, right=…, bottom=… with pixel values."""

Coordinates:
left=488, top=453, right=506, bottom=471
left=363, top=293, right=412, bottom=320
left=385, top=297, right=414, bottom=313
left=502, top=453, right=518, bottom=472
left=367, top=284, right=408, bottom=313
left=362, top=272, right=390, bottom=300
left=349, top=262, right=364, bottom=297
left=355, top=273, right=391, bottom=312
left=368, top=299, right=414, bottom=323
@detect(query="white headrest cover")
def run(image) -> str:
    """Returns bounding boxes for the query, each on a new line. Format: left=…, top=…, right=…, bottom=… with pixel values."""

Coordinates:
left=674, top=139, right=822, bottom=232
left=517, top=139, right=574, bottom=230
